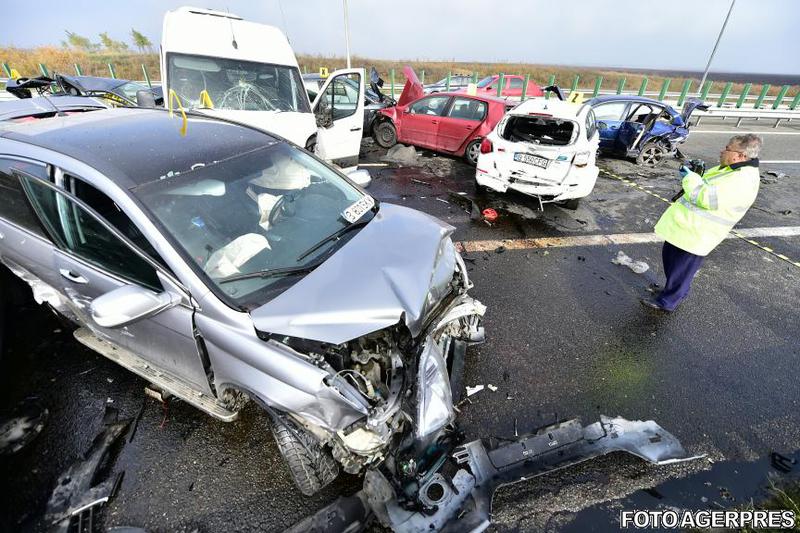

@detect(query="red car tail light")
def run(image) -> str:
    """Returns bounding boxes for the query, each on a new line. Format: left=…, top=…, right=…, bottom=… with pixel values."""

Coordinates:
left=480, top=138, right=493, bottom=154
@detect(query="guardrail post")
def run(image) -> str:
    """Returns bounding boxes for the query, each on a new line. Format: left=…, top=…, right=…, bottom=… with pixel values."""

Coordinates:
left=735, top=83, right=751, bottom=108
left=753, top=84, right=770, bottom=109
left=592, top=76, right=602, bottom=97
left=772, top=85, right=790, bottom=109
left=390, top=69, right=395, bottom=100
left=717, top=82, right=733, bottom=107
left=789, top=91, right=800, bottom=111
left=141, top=64, right=152, bottom=88
left=472, top=71, right=478, bottom=84
left=699, top=81, right=712, bottom=100
left=497, top=73, right=504, bottom=97
left=569, top=75, right=580, bottom=96
left=521, top=74, right=530, bottom=101
left=677, top=79, right=692, bottom=106
left=445, top=71, right=451, bottom=92
left=2, top=62, right=12, bottom=78
left=616, top=78, right=626, bottom=95
left=108, top=63, right=117, bottom=79
left=637, top=77, right=648, bottom=96
left=38, top=63, right=49, bottom=77
left=420, top=70, right=425, bottom=85
left=544, top=75, right=555, bottom=99
left=657, top=78, right=671, bottom=101
left=74, top=63, right=83, bottom=76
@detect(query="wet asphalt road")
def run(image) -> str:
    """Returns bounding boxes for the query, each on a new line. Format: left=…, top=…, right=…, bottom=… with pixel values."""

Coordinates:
left=1, top=118, right=799, bottom=532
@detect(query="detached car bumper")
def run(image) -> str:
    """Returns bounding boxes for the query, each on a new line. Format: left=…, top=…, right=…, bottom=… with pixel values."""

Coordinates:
left=476, top=164, right=598, bottom=202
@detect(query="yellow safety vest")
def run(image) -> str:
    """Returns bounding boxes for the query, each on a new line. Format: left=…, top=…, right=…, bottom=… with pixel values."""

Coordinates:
left=654, top=160, right=760, bottom=256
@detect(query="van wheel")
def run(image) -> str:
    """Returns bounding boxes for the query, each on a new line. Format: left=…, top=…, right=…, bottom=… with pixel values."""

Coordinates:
left=373, top=121, right=397, bottom=148
left=560, top=198, right=580, bottom=210
left=271, top=414, right=339, bottom=496
left=637, top=142, right=668, bottom=167
left=464, top=139, right=482, bottom=166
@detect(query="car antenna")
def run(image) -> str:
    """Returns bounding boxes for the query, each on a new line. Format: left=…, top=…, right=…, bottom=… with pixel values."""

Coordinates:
left=227, top=7, right=238, bottom=49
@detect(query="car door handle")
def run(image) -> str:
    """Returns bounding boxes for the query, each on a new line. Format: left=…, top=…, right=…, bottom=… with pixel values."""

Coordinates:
left=431, top=120, right=439, bottom=125
left=59, top=268, right=88, bottom=284
left=350, top=127, right=362, bottom=132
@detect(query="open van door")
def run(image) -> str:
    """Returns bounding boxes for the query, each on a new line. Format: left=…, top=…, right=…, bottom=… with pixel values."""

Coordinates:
left=312, top=68, right=365, bottom=168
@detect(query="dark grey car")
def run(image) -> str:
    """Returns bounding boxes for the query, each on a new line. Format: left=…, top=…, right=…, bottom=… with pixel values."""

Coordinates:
left=0, top=107, right=486, bottom=497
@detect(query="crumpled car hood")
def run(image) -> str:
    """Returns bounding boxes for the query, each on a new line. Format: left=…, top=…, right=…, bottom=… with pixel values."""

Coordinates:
left=249, top=203, right=457, bottom=344
left=397, top=66, right=424, bottom=107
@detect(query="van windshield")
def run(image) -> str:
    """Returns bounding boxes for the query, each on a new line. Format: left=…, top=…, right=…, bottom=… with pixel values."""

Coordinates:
left=167, top=53, right=311, bottom=113
left=503, top=116, right=576, bottom=146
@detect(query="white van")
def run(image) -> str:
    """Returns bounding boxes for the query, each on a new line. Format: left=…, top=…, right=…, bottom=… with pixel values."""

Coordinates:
left=161, top=7, right=366, bottom=167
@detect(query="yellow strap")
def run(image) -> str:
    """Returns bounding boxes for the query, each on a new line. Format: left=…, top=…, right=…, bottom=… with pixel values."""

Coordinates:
left=199, top=90, right=214, bottom=109
left=167, top=89, right=188, bottom=137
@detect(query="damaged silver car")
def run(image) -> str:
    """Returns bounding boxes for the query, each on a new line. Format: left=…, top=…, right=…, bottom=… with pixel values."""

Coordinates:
left=0, top=107, right=485, bottom=496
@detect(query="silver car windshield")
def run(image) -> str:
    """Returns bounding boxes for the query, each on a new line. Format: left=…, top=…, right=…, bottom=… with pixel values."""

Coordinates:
left=167, top=53, right=311, bottom=113
left=134, top=143, right=372, bottom=307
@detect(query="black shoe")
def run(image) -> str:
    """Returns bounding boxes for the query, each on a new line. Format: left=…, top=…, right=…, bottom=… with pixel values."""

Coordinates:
left=640, top=297, right=671, bottom=313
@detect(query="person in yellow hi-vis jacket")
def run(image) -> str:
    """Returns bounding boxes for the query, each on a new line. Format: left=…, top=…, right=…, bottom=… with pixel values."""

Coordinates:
left=642, top=134, right=763, bottom=312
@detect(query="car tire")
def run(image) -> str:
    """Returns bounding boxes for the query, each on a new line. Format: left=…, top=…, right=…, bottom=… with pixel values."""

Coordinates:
left=464, top=139, right=482, bottom=166
left=373, top=121, right=397, bottom=149
left=560, top=198, right=580, bottom=210
left=271, top=414, right=339, bottom=496
left=636, top=142, right=668, bottom=167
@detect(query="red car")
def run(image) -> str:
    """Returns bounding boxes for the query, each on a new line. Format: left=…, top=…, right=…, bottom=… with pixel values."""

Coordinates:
left=373, top=67, right=508, bottom=165
left=464, top=74, right=544, bottom=99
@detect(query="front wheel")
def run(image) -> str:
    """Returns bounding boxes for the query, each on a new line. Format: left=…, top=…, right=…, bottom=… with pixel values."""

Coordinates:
left=464, top=139, right=482, bottom=166
left=271, top=414, right=339, bottom=496
left=373, top=121, right=397, bottom=148
left=636, top=142, right=668, bottom=167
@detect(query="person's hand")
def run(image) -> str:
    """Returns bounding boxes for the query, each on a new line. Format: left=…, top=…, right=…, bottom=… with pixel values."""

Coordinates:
left=679, top=165, right=690, bottom=177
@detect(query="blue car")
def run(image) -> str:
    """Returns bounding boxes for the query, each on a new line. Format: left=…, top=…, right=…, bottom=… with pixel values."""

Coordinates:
left=586, top=95, right=707, bottom=167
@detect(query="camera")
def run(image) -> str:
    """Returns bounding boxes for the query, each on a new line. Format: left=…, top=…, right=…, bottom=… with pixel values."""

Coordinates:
left=684, top=158, right=706, bottom=176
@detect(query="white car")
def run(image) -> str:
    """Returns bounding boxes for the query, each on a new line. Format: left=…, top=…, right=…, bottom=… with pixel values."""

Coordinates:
left=475, top=98, right=600, bottom=208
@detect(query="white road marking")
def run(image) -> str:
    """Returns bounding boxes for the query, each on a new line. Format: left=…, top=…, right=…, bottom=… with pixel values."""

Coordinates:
left=693, top=130, right=800, bottom=135
left=760, top=160, right=800, bottom=164
left=458, top=226, right=800, bottom=253
left=358, top=163, right=389, bottom=167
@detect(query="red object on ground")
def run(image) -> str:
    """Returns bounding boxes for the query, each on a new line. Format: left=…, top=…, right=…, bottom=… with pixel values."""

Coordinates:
left=482, top=208, right=498, bottom=222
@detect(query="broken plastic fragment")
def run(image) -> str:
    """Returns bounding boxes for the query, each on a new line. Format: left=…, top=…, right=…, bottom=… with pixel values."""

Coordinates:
left=482, top=208, right=498, bottom=222
left=466, top=385, right=484, bottom=397
left=612, top=250, right=649, bottom=274
left=487, top=384, right=498, bottom=392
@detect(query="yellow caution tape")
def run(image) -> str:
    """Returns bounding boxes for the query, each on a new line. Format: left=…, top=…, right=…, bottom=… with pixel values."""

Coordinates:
left=199, top=90, right=214, bottom=109
left=599, top=168, right=800, bottom=269
left=167, top=89, right=188, bottom=137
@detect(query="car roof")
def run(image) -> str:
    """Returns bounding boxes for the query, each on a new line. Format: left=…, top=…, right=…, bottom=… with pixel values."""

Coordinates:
left=0, top=107, right=277, bottom=189
left=0, top=95, right=108, bottom=121
left=509, top=98, right=589, bottom=118
left=587, top=94, right=667, bottom=107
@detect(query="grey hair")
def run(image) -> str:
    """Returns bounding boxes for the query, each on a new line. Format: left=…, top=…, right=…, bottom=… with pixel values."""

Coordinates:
left=729, top=134, right=763, bottom=159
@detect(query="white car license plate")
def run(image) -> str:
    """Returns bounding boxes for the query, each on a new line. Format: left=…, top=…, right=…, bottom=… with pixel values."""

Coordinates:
left=342, top=195, right=375, bottom=223
left=514, top=153, right=549, bottom=169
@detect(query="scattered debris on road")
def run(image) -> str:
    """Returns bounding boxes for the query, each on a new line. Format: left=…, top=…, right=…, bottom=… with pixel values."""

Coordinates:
left=466, top=385, right=485, bottom=397
left=612, top=250, right=650, bottom=274
left=0, top=400, right=48, bottom=455
left=383, top=144, right=418, bottom=165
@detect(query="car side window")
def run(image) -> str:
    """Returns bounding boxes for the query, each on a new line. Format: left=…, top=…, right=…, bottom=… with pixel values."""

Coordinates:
left=447, top=98, right=487, bottom=121
left=509, top=78, right=523, bottom=90
left=627, top=104, right=658, bottom=123
left=65, top=175, right=165, bottom=267
left=0, top=159, right=50, bottom=238
left=592, top=102, right=628, bottom=122
left=409, top=95, right=450, bottom=116
left=19, top=176, right=162, bottom=291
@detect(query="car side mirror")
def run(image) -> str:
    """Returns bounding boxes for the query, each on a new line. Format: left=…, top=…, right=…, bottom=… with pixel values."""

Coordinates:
left=90, top=285, right=180, bottom=328
left=671, top=115, right=685, bottom=127
left=136, top=89, right=157, bottom=108
left=597, top=121, right=608, bottom=130
left=346, top=169, right=372, bottom=188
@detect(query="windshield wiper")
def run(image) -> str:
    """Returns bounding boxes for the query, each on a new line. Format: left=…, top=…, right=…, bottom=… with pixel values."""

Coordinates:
left=296, top=218, right=371, bottom=262
left=217, top=263, right=317, bottom=285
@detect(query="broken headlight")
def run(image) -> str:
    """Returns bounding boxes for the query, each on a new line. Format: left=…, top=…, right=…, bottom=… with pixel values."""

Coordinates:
left=415, top=337, right=454, bottom=438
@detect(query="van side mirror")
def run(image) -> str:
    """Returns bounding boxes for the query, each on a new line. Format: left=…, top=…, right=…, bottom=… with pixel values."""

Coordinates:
left=136, top=89, right=157, bottom=108
left=90, top=285, right=179, bottom=328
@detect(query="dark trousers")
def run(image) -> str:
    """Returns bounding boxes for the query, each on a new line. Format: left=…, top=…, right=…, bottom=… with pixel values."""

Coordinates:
left=656, top=241, right=705, bottom=311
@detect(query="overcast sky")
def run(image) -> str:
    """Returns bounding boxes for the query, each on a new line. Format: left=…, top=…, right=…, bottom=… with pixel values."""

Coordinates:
left=5, top=0, right=799, bottom=74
